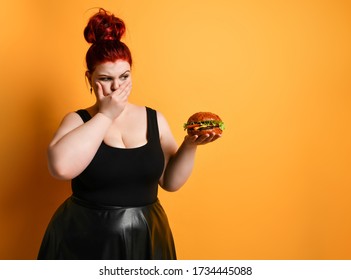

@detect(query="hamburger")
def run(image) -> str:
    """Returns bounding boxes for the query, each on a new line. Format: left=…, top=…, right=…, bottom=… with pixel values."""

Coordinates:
left=183, top=112, right=225, bottom=136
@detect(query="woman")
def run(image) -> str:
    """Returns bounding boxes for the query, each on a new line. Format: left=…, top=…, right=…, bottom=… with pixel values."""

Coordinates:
left=38, top=8, right=221, bottom=260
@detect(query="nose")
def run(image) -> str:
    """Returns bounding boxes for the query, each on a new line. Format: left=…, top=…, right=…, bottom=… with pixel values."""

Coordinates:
left=111, top=80, right=120, bottom=91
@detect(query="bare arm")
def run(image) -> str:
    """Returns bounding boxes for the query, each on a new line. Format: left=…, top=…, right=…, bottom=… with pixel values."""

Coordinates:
left=47, top=112, right=113, bottom=180
left=48, top=81, right=131, bottom=180
left=158, top=112, right=221, bottom=192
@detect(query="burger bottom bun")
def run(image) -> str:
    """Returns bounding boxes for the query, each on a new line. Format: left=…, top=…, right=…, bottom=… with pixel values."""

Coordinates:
left=187, top=127, right=223, bottom=136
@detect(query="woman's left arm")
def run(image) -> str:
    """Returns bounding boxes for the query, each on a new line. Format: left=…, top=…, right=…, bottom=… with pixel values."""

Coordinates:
left=157, top=112, right=221, bottom=192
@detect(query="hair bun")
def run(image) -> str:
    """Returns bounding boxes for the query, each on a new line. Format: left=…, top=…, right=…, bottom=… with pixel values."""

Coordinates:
left=84, top=8, right=126, bottom=44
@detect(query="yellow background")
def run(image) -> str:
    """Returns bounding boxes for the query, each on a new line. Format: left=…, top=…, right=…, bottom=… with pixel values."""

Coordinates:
left=0, top=0, right=350, bottom=259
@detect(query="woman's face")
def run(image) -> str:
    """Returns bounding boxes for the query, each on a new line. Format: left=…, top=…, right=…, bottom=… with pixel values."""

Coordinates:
left=88, top=60, right=131, bottom=96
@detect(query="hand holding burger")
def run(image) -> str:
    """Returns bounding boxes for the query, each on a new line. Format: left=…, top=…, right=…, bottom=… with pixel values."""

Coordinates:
left=183, top=112, right=224, bottom=145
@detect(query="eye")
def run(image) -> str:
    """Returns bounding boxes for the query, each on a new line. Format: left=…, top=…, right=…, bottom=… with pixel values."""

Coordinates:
left=98, top=77, right=112, bottom=82
left=120, top=74, right=130, bottom=81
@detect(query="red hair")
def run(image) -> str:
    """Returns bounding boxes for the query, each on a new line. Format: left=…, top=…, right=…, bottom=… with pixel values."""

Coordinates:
left=84, top=8, right=132, bottom=72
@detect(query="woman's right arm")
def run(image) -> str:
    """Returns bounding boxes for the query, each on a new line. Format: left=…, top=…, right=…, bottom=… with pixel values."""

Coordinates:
left=49, top=80, right=131, bottom=180
left=47, top=112, right=113, bottom=180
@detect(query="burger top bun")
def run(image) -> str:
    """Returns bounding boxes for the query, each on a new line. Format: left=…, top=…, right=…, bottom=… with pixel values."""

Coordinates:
left=184, top=112, right=224, bottom=136
left=187, top=112, right=221, bottom=122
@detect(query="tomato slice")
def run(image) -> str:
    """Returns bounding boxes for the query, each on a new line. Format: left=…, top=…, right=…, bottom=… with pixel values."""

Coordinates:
left=186, top=124, right=201, bottom=129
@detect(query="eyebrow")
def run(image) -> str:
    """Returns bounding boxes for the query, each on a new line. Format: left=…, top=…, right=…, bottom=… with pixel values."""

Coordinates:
left=119, top=70, right=131, bottom=77
left=97, top=70, right=130, bottom=78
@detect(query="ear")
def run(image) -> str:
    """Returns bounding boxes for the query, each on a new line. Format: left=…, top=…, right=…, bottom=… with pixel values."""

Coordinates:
left=85, top=71, right=92, bottom=86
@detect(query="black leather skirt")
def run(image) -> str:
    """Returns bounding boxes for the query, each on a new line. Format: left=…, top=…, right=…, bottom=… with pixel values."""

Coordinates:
left=37, top=196, right=176, bottom=260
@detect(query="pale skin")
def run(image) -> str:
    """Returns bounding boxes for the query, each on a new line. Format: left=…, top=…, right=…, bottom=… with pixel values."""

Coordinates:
left=47, top=60, right=221, bottom=192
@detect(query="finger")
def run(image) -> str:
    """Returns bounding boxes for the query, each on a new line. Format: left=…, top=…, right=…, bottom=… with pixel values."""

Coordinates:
left=206, top=132, right=221, bottom=142
left=184, top=135, right=197, bottom=143
left=203, top=133, right=221, bottom=144
left=118, top=81, right=132, bottom=98
left=211, top=134, right=222, bottom=141
left=196, top=133, right=218, bottom=144
left=199, top=133, right=211, bottom=141
left=116, top=80, right=132, bottom=95
left=95, top=82, right=106, bottom=99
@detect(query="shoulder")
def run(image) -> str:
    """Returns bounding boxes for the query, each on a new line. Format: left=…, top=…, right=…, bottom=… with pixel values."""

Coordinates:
left=155, top=110, right=177, bottom=145
left=55, top=110, right=85, bottom=134
left=155, top=110, right=166, bottom=123
left=48, top=111, right=84, bottom=147
left=154, top=110, right=178, bottom=160
left=60, top=111, right=85, bottom=126
left=155, top=110, right=169, bottom=134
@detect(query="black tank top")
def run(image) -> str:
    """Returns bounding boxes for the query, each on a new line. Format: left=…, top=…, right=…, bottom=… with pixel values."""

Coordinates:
left=71, top=107, right=165, bottom=207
